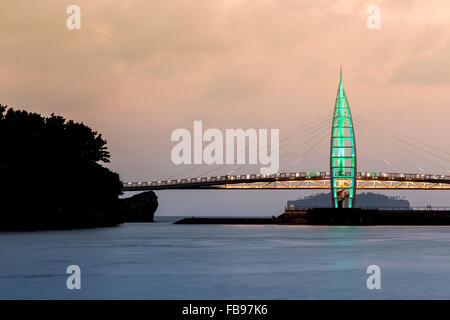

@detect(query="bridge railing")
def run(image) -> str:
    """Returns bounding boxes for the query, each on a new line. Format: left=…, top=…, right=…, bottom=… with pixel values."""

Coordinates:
left=123, top=171, right=330, bottom=188
left=358, top=172, right=450, bottom=180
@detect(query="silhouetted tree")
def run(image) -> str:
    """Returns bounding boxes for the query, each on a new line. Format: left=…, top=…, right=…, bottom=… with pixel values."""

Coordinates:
left=0, top=105, right=124, bottom=229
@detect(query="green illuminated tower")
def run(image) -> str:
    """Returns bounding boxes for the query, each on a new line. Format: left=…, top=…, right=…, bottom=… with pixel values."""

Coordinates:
left=330, top=68, right=357, bottom=208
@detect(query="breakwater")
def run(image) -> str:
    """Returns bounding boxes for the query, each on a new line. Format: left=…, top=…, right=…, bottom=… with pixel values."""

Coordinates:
left=174, top=217, right=278, bottom=224
left=175, top=208, right=450, bottom=225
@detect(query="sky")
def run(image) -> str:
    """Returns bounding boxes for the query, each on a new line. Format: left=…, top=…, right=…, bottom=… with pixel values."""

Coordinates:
left=2, top=0, right=450, bottom=214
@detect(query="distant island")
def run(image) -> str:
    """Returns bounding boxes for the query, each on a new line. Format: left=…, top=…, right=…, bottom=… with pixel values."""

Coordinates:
left=287, top=192, right=410, bottom=209
left=0, top=105, right=157, bottom=230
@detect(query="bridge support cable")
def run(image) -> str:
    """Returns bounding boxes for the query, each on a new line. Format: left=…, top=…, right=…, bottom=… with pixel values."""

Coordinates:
left=354, top=116, right=450, bottom=166
left=355, top=122, right=429, bottom=171
left=365, top=127, right=450, bottom=165
left=354, top=120, right=446, bottom=170
left=287, top=128, right=330, bottom=171
left=356, top=125, right=421, bottom=171
left=217, top=126, right=331, bottom=176
left=199, top=120, right=331, bottom=178
left=354, top=115, right=450, bottom=157
left=244, top=119, right=332, bottom=173
left=353, top=118, right=449, bottom=172
left=165, top=115, right=332, bottom=180
left=354, top=122, right=424, bottom=172
left=189, top=116, right=333, bottom=178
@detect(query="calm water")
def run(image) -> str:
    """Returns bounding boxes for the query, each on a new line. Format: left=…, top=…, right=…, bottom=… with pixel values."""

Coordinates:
left=1, top=217, right=450, bottom=299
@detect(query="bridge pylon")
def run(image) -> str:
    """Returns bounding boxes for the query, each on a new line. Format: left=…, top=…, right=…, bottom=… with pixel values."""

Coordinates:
left=330, top=68, right=357, bottom=208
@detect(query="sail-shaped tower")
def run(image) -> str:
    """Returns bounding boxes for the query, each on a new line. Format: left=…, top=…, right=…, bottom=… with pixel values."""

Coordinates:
left=330, top=68, right=357, bottom=208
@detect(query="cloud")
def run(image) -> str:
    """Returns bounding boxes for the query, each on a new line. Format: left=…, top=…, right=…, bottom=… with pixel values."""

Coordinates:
left=205, top=72, right=265, bottom=101
left=390, top=31, right=450, bottom=85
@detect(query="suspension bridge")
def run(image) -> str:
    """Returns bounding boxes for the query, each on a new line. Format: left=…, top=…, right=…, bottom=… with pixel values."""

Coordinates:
left=123, top=69, right=450, bottom=208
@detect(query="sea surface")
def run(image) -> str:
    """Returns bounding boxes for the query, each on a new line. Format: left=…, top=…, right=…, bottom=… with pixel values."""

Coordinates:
left=1, top=217, right=450, bottom=299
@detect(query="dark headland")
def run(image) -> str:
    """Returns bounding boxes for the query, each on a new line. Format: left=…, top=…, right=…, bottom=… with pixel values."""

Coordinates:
left=0, top=106, right=157, bottom=231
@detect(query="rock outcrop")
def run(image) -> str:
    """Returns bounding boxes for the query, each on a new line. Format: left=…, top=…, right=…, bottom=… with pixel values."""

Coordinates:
left=119, top=191, right=158, bottom=222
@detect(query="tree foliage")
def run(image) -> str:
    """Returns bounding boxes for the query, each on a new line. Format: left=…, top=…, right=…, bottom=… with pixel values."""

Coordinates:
left=0, top=105, right=123, bottom=229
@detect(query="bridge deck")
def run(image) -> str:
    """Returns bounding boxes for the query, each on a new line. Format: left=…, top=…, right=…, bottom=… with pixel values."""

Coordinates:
left=123, top=172, right=450, bottom=191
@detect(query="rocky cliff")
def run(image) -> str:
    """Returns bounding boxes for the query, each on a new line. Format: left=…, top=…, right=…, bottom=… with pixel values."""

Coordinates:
left=119, top=191, right=158, bottom=222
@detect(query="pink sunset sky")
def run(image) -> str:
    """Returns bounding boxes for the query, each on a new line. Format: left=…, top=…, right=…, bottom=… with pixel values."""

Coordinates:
left=2, top=0, right=450, bottom=212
